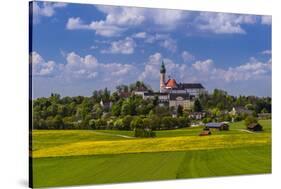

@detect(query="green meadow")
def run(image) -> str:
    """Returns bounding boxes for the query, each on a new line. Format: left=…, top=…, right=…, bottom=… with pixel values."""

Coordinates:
left=32, top=120, right=271, bottom=188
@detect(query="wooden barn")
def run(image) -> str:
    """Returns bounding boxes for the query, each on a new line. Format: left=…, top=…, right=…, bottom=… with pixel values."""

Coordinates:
left=205, top=122, right=229, bottom=131
left=199, top=130, right=211, bottom=136
left=247, top=123, right=263, bottom=131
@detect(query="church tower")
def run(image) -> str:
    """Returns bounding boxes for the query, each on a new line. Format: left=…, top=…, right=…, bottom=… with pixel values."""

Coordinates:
left=160, top=61, right=166, bottom=92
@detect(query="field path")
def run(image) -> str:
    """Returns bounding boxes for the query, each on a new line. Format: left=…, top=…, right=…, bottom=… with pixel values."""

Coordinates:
left=236, top=129, right=255, bottom=134
left=91, top=131, right=135, bottom=139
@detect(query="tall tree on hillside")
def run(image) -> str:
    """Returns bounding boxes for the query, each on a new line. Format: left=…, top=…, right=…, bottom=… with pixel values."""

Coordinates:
left=194, top=99, right=203, bottom=112
left=177, top=105, right=183, bottom=116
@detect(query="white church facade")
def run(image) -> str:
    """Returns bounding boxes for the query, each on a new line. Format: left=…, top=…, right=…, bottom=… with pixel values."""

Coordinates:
left=135, top=61, right=206, bottom=110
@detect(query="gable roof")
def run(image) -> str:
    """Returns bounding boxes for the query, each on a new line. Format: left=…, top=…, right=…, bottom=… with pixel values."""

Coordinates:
left=143, top=92, right=168, bottom=96
left=205, top=122, right=228, bottom=128
left=247, top=123, right=262, bottom=129
left=178, top=83, right=204, bottom=89
left=165, top=79, right=177, bottom=88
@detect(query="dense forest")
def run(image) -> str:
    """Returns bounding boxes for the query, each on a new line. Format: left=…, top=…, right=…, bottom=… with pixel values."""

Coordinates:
left=32, top=81, right=271, bottom=131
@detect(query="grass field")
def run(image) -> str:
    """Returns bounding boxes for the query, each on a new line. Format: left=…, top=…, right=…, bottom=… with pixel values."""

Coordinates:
left=31, top=120, right=271, bottom=188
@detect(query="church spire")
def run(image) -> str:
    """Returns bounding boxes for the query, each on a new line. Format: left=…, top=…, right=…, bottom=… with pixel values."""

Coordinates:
left=160, top=61, right=166, bottom=74
left=160, top=60, right=166, bottom=92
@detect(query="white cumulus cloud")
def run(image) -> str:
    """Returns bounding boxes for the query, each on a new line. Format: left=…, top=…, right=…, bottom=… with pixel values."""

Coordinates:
left=160, top=38, right=177, bottom=52
left=261, top=49, right=272, bottom=55
left=182, top=51, right=195, bottom=62
left=31, top=52, right=58, bottom=76
left=261, top=16, right=272, bottom=25
left=195, top=13, right=257, bottom=34
left=32, top=2, right=67, bottom=24
left=64, top=52, right=138, bottom=84
left=132, top=32, right=147, bottom=39
left=101, top=37, right=136, bottom=54
left=66, top=17, right=125, bottom=37
left=66, top=5, right=188, bottom=37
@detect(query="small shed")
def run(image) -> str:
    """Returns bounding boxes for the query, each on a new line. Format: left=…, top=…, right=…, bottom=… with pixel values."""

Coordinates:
left=199, top=130, right=211, bottom=136
left=247, top=123, right=263, bottom=131
left=205, top=122, right=229, bottom=131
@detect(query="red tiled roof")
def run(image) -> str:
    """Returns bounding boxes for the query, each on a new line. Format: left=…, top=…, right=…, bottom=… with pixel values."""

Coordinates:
left=165, top=79, right=177, bottom=88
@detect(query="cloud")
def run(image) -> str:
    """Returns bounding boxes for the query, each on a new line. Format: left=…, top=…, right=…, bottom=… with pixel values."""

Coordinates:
left=261, top=49, right=272, bottom=55
left=89, top=21, right=125, bottom=37
left=32, top=2, right=67, bottom=24
left=101, top=37, right=136, bottom=54
left=182, top=51, right=195, bottom=62
left=65, top=6, right=270, bottom=38
left=261, top=16, right=272, bottom=25
left=132, top=32, right=147, bottom=39
left=66, top=17, right=125, bottom=37
left=138, top=52, right=271, bottom=90
left=65, top=52, right=137, bottom=79
left=66, top=6, right=145, bottom=37
left=140, top=33, right=178, bottom=52
left=160, top=38, right=177, bottom=52
left=66, top=17, right=89, bottom=30
left=144, top=33, right=168, bottom=43
left=192, top=59, right=214, bottom=73
left=190, top=57, right=271, bottom=82
left=96, top=6, right=146, bottom=26
left=32, top=51, right=138, bottom=87
left=195, top=13, right=257, bottom=34
left=90, top=45, right=98, bottom=50
left=66, top=5, right=188, bottom=37
left=32, top=51, right=271, bottom=97
left=148, top=9, right=187, bottom=30
left=31, top=52, right=58, bottom=76
left=96, top=5, right=187, bottom=28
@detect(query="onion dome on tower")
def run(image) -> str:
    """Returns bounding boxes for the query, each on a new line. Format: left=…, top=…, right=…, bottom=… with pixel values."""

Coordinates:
left=160, top=61, right=166, bottom=74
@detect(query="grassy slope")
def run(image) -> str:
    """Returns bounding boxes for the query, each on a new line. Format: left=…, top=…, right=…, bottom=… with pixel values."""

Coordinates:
left=32, top=120, right=271, bottom=158
left=33, top=145, right=271, bottom=187
left=32, top=130, right=134, bottom=151
left=33, top=133, right=270, bottom=158
left=32, top=120, right=272, bottom=187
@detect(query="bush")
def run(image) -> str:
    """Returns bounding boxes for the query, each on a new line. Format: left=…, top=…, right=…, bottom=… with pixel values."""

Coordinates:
left=122, top=115, right=133, bottom=130
left=130, top=116, right=143, bottom=130
left=149, top=115, right=161, bottom=130
left=134, top=128, right=156, bottom=138
left=106, top=119, right=114, bottom=129
left=114, top=118, right=124, bottom=130
left=94, top=119, right=107, bottom=129
left=89, top=119, right=96, bottom=129
left=244, top=115, right=258, bottom=126
left=142, top=118, right=151, bottom=129
left=202, top=117, right=212, bottom=124
left=161, top=116, right=174, bottom=129
left=178, top=117, right=190, bottom=128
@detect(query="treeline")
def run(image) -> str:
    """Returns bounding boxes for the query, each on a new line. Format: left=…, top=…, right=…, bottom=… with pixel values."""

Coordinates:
left=199, top=89, right=271, bottom=114
left=32, top=82, right=271, bottom=130
left=32, top=81, right=189, bottom=130
left=32, top=95, right=168, bottom=130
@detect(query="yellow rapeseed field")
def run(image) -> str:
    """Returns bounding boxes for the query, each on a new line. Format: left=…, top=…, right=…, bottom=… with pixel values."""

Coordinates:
left=33, top=133, right=270, bottom=158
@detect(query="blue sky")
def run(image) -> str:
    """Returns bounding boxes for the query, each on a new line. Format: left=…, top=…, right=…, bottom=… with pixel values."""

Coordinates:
left=31, top=1, right=272, bottom=98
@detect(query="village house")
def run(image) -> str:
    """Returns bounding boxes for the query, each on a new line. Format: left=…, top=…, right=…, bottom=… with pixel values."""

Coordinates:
left=247, top=123, right=263, bottom=131
left=199, top=130, right=211, bottom=136
left=205, top=122, right=229, bottom=131
left=189, top=112, right=206, bottom=120
left=258, top=113, right=271, bottom=120
left=229, top=106, right=253, bottom=116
